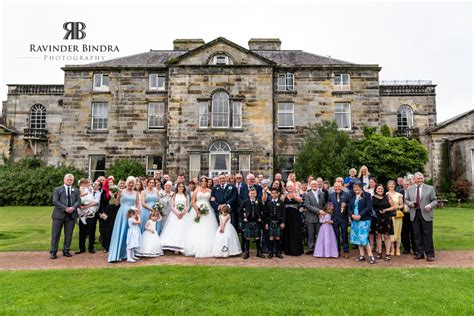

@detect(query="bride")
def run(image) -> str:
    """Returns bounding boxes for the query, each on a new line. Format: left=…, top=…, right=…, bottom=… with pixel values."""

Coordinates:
left=184, top=176, right=218, bottom=258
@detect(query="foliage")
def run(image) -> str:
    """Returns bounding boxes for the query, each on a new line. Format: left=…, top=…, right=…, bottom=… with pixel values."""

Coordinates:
left=380, top=124, right=391, bottom=137
left=0, top=266, right=473, bottom=315
left=0, top=158, right=85, bottom=206
left=352, top=133, right=429, bottom=184
left=107, top=159, right=146, bottom=181
left=294, top=121, right=355, bottom=182
left=438, top=192, right=459, bottom=206
left=451, top=178, right=472, bottom=202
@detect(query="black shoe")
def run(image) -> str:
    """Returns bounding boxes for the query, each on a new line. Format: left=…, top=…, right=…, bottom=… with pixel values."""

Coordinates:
left=256, top=252, right=265, bottom=259
left=305, top=250, right=313, bottom=255
left=50, top=253, right=57, bottom=259
left=243, top=252, right=249, bottom=260
left=426, top=256, right=435, bottom=262
left=276, top=252, right=283, bottom=259
left=402, top=250, right=411, bottom=255
left=75, top=250, right=85, bottom=255
left=267, top=253, right=273, bottom=259
left=89, top=249, right=96, bottom=254
left=63, top=252, right=73, bottom=257
left=414, top=254, right=425, bottom=260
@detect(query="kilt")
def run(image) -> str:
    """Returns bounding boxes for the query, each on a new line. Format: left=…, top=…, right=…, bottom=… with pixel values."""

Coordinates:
left=243, top=222, right=261, bottom=239
left=268, top=220, right=281, bottom=238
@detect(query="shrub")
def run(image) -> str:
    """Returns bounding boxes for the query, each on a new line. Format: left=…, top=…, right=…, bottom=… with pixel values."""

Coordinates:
left=0, top=158, right=85, bottom=206
left=451, top=178, right=471, bottom=202
left=107, top=159, right=146, bottom=181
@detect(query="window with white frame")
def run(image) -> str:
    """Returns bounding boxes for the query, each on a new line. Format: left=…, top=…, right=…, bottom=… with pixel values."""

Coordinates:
left=29, top=104, right=46, bottom=130
left=239, top=154, right=250, bottom=178
left=146, top=155, right=163, bottom=176
left=277, top=102, right=294, bottom=128
left=209, top=54, right=232, bottom=65
left=91, top=102, right=108, bottom=130
left=277, top=73, right=294, bottom=91
left=333, top=74, right=350, bottom=91
left=149, top=73, right=166, bottom=90
left=209, top=141, right=231, bottom=177
left=334, top=103, right=351, bottom=130
left=232, top=101, right=242, bottom=128
left=211, top=92, right=230, bottom=128
left=89, top=155, right=106, bottom=180
left=148, top=102, right=165, bottom=129
left=189, top=154, right=201, bottom=179
left=93, top=74, right=109, bottom=91
left=397, top=105, right=414, bottom=133
left=198, top=102, right=209, bottom=128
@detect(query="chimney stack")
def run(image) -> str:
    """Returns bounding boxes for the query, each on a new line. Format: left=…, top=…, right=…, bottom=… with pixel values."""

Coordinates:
left=173, top=39, right=205, bottom=51
left=248, top=38, right=281, bottom=50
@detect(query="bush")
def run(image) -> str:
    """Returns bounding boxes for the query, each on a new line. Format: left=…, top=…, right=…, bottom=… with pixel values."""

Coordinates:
left=0, top=158, right=85, bottom=206
left=451, top=178, right=471, bottom=202
left=107, top=159, right=146, bottom=181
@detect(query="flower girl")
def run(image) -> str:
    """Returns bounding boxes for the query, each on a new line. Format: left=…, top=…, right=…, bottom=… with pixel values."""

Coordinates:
left=212, top=205, right=242, bottom=258
left=126, top=208, right=142, bottom=263
left=138, top=210, right=164, bottom=257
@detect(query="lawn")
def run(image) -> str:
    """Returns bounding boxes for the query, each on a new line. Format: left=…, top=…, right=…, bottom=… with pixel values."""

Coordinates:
left=0, top=265, right=473, bottom=315
left=0, top=206, right=472, bottom=252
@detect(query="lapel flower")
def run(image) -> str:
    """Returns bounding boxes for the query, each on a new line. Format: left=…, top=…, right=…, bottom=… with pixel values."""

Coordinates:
left=71, top=188, right=75, bottom=192
left=276, top=203, right=280, bottom=207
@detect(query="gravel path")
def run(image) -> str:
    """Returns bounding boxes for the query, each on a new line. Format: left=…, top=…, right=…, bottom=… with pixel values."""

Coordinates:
left=0, top=250, right=472, bottom=271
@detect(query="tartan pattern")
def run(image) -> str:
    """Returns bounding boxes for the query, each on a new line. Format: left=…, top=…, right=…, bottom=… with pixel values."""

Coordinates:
left=243, top=222, right=261, bottom=238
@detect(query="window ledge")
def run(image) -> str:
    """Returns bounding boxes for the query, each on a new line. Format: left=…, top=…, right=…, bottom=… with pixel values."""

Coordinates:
left=276, top=90, right=297, bottom=95
left=332, top=90, right=353, bottom=96
left=145, top=90, right=167, bottom=94
left=276, top=128, right=297, bottom=133
left=87, top=129, right=109, bottom=134
left=91, top=90, right=111, bottom=94
left=197, top=128, right=244, bottom=132
left=144, top=129, right=167, bottom=133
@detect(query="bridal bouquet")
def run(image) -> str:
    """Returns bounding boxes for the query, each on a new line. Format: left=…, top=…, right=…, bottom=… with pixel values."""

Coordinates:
left=194, top=204, right=209, bottom=223
left=153, top=202, right=164, bottom=214
left=177, top=203, right=185, bottom=213
left=109, top=185, right=120, bottom=205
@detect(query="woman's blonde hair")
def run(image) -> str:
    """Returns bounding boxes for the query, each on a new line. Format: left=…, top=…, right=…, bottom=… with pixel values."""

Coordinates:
left=125, top=176, right=136, bottom=186
left=358, top=165, right=370, bottom=178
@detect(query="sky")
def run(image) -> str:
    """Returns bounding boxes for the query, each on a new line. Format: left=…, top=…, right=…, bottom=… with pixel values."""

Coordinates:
left=0, top=0, right=472, bottom=122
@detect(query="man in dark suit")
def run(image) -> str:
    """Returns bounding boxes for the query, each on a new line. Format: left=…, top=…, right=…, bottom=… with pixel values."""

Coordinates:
left=304, top=180, right=326, bottom=254
left=50, top=174, right=81, bottom=259
left=328, top=182, right=351, bottom=258
left=316, top=177, right=329, bottom=204
left=235, top=173, right=248, bottom=207
left=405, top=172, right=437, bottom=261
left=211, top=173, right=238, bottom=226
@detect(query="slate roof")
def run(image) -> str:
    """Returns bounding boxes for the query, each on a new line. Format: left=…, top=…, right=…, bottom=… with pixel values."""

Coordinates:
left=253, top=50, right=355, bottom=65
left=78, top=50, right=186, bottom=68
left=427, top=109, right=474, bottom=133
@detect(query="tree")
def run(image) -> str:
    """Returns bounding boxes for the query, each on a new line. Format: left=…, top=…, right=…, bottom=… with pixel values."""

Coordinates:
left=294, top=121, right=355, bottom=182
left=107, top=159, right=146, bottom=181
left=352, top=133, right=428, bottom=184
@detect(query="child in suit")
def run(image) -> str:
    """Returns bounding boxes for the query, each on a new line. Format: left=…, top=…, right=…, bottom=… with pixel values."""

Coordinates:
left=265, top=188, right=285, bottom=258
left=239, top=187, right=264, bottom=259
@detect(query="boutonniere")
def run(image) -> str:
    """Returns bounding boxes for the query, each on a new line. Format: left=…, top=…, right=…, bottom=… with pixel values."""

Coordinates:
left=255, top=201, right=259, bottom=205
left=276, top=203, right=280, bottom=207
left=71, top=188, right=75, bottom=192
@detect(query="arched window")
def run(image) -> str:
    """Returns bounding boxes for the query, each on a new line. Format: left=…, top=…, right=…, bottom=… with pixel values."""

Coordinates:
left=397, top=105, right=414, bottom=134
left=211, top=92, right=230, bottom=128
left=29, top=104, right=46, bottom=130
left=209, top=141, right=231, bottom=177
left=209, top=54, right=232, bottom=65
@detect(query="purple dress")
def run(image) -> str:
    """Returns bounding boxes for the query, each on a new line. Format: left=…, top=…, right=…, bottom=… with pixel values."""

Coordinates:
left=313, top=214, right=339, bottom=258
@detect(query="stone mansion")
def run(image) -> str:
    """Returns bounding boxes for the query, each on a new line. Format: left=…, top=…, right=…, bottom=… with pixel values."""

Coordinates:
left=1, top=37, right=461, bottom=189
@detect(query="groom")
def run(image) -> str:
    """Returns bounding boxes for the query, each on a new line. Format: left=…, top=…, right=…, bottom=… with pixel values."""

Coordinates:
left=211, top=173, right=238, bottom=227
left=50, top=173, right=81, bottom=259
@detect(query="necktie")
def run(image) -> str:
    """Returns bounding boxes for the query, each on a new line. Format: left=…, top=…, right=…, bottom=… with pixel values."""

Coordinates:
left=221, top=185, right=225, bottom=190
left=67, top=186, right=72, bottom=207
left=237, top=183, right=240, bottom=194
left=416, top=186, right=421, bottom=209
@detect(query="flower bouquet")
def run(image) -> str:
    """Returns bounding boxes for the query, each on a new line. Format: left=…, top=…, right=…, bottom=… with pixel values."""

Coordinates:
left=194, top=204, right=209, bottom=223
left=109, top=185, right=120, bottom=205
left=153, top=202, right=164, bottom=215
left=177, top=203, right=185, bottom=213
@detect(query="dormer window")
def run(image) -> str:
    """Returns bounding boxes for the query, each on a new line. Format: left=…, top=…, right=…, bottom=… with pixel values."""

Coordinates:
left=209, top=54, right=232, bottom=65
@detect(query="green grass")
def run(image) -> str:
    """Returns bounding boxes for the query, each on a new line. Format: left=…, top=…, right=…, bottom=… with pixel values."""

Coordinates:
left=0, top=206, right=472, bottom=252
left=0, top=266, right=472, bottom=315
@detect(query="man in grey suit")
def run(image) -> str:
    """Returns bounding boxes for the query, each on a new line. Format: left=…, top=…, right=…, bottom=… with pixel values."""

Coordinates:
left=405, top=172, right=437, bottom=261
left=50, top=173, right=81, bottom=259
left=304, top=180, right=326, bottom=254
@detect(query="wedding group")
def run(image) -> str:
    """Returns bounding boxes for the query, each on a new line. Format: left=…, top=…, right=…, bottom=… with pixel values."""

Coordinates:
left=49, top=165, right=438, bottom=265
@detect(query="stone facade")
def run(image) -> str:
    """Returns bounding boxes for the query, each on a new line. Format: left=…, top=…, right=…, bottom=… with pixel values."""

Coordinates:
left=1, top=37, right=449, bottom=183
left=427, top=110, right=474, bottom=200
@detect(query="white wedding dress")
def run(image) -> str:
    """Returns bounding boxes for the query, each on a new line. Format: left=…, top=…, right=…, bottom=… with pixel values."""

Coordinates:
left=184, top=190, right=218, bottom=258
left=160, top=193, right=191, bottom=252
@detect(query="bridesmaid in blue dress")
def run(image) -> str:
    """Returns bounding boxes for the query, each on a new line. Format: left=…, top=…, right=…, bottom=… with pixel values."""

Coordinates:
left=108, top=176, right=140, bottom=262
left=140, top=177, right=160, bottom=233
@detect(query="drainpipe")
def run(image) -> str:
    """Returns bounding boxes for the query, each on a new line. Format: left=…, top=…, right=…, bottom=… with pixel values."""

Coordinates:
left=442, top=137, right=451, bottom=184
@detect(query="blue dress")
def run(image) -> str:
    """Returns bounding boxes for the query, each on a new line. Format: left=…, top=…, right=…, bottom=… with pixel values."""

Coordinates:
left=142, top=189, right=158, bottom=233
left=350, top=199, right=371, bottom=246
left=108, top=190, right=137, bottom=262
